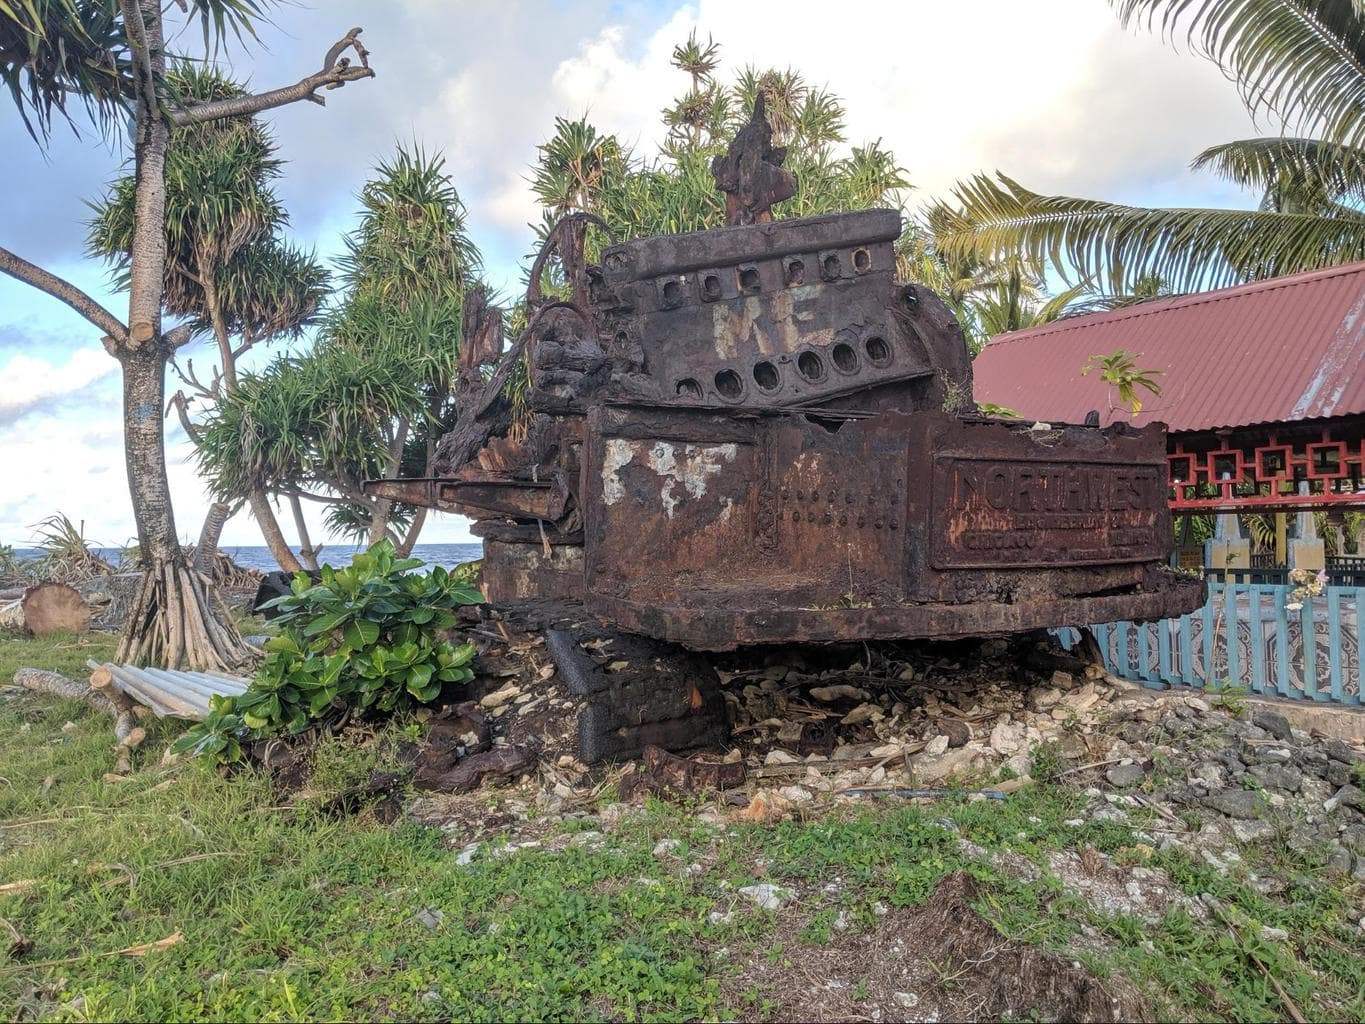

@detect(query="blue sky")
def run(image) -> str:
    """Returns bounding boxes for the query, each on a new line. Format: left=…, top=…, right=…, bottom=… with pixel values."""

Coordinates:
left=0, top=0, right=1261, bottom=550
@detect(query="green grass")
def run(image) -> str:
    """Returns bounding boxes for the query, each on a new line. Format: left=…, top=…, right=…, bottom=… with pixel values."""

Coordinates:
left=1, top=633, right=1361, bottom=1021
left=0, top=630, right=118, bottom=683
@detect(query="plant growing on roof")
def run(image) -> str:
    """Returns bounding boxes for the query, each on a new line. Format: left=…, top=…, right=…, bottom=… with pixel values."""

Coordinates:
left=172, top=540, right=482, bottom=763
left=1081, top=349, right=1165, bottom=416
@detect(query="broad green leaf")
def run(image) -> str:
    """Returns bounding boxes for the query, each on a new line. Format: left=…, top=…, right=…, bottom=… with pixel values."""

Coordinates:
left=303, top=609, right=351, bottom=636
left=343, top=618, right=381, bottom=649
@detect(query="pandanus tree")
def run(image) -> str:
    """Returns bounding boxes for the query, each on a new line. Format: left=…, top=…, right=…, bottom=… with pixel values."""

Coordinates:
left=935, top=0, right=1365, bottom=295
left=87, top=63, right=329, bottom=574
left=196, top=147, right=479, bottom=556
left=528, top=35, right=911, bottom=285
left=0, top=2, right=374, bottom=669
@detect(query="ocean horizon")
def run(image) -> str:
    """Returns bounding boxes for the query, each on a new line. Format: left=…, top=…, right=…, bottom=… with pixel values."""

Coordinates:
left=10, top=543, right=486, bottom=575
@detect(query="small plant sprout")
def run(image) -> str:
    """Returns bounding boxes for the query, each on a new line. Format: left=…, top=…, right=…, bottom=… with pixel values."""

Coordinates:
left=1081, top=349, right=1164, bottom=417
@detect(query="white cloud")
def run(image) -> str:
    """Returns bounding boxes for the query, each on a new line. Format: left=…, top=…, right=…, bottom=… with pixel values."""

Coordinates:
left=0, top=404, right=475, bottom=550
left=0, top=348, right=116, bottom=425
left=520, top=0, right=1260, bottom=217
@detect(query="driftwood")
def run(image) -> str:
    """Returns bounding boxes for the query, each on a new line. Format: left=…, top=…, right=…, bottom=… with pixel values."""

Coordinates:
left=0, top=583, right=91, bottom=636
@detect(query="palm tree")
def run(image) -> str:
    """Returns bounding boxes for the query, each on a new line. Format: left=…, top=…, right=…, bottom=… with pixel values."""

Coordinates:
left=937, top=0, right=1365, bottom=295
left=0, top=2, right=373, bottom=670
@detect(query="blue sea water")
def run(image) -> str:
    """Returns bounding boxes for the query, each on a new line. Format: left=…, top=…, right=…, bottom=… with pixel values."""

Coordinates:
left=10, top=543, right=485, bottom=575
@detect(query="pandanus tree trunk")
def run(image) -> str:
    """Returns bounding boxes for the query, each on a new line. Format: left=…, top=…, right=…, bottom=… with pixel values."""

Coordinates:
left=248, top=487, right=303, bottom=573
left=193, top=501, right=233, bottom=576
left=113, top=1, right=250, bottom=670
left=114, top=310, right=250, bottom=668
left=2, top=3, right=373, bottom=668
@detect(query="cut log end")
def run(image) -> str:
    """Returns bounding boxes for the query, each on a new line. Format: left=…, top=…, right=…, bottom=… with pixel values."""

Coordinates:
left=5, top=583, right=92, bottom=637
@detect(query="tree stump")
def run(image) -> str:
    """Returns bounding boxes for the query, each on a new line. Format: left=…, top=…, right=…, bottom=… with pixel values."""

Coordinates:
left=2, top=583, right=92, bottom=636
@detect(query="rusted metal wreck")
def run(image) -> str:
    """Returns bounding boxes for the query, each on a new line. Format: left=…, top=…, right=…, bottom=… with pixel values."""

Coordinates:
left=367, top=100, right=1203, bottom=761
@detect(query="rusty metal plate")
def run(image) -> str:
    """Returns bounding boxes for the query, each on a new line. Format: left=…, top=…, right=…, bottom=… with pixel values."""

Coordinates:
left=582, top=403, right=1202, bottom=650
left=931, top=455, right=1167, bottom=569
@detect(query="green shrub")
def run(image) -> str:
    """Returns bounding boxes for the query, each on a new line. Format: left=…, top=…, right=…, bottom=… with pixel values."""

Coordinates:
left=174, top=540, right=481, bottom=763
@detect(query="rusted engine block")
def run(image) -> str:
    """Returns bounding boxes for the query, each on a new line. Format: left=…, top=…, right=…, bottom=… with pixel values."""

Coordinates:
left=367, top=102, right=1203, bottom=653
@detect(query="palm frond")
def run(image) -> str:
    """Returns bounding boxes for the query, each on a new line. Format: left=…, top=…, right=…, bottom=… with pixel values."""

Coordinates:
left=1, top=0, right=275, bottom=143
left=1113, top=0, right=1365, bottom=148
left=1193, top=135, right=1365, bottom=208
left=940, top=171, right=1365, bottom=293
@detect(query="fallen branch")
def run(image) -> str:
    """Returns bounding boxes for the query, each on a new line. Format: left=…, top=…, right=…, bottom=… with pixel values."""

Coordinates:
left=0, top=932, right=183, bottom=975
left=1057, top=757, right=1124, bottom=778
left=13, top=669, right=110, bottom=710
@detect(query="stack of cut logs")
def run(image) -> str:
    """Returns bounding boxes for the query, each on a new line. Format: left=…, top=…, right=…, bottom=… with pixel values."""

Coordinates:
left=10, top=662, right=249, bottom=778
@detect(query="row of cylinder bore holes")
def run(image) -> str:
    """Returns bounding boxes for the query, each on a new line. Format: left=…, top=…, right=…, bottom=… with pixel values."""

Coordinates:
left=661, top=248, right=874, bottom=309
left=676, top=334, right=893, bottom=401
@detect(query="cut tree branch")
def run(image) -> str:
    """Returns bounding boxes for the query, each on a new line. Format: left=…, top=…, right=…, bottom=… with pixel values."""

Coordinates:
left=164, top=323, right=198, bottom=349
left=0, top=245, right=129, bottom=346
left=170, top=28, right=374, bottom=125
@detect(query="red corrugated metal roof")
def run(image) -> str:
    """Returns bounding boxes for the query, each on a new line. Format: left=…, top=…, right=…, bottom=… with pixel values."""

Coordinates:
left=972, top=261, right=1365, bottom=433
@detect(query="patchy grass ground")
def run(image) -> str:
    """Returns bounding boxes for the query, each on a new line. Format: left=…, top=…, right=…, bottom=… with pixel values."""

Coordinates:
left=1, top=632, right=1362, bottom=1021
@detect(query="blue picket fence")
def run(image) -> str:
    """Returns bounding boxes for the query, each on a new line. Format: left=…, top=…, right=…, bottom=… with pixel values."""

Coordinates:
left=1057, top=582, right=1363, bottom=705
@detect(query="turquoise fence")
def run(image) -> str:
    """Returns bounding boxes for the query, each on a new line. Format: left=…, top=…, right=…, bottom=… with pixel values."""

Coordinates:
left=1058, top=582, right=1363, bottom=705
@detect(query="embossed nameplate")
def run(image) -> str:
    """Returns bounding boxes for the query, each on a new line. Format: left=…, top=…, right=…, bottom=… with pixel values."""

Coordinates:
left=931, top=455, right=1166, bottom=568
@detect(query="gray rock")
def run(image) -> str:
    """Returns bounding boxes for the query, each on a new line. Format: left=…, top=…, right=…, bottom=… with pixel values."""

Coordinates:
left=1339, top=823, right=1365, bottom=854
left=1326, top=844, right=1353, bottom=877
left=1229, top=721, right=1271, bottom=742
left=1248, top=746, right=1294, bottom=765
left=1287, top=822, right=1337, bottom=853
left=1326, top=785, right=1364, bottom=812
left=1248, top=764, right=1302, bottom=793
left=1251, top=709, right=1293, bottom=742
left=1231, top=819, right=1276, bottom=844
left=1190, top=761, right=1226, bottom=790
left=1106, top=763, right=1146, bottom=787
left=1203, top=789, right=1267, bottom=820
left=738, top=883, right=790, bottom=911
left=415, top=908, right=445, bottom=929
left=1325, top=761, right=1355, bottom=788
left=1325, top=738, right=1365, bottom=766
left=1214, top=748, right=1246, bottom=772
left=653, top=838, right=682, bottom=859
left=1090, top=804, right=1130, bottom=824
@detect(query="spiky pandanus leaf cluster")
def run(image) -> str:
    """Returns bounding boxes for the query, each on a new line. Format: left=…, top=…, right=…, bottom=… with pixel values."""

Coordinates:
left=86, top=63, right=326, bottom=352
left=0, top=0, right=267, bottom=141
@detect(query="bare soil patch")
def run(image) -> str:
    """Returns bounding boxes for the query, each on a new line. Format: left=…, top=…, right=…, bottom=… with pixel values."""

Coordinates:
left=726, top=871, right=1149, bottom=1023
